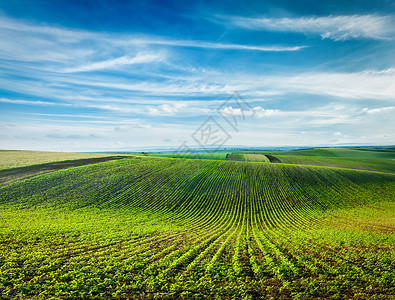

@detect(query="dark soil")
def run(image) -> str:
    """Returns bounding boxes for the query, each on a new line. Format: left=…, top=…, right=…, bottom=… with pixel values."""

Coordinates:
left=0, top=156, right=133, bottom=187
left=265, top=155, right=282, bottom=163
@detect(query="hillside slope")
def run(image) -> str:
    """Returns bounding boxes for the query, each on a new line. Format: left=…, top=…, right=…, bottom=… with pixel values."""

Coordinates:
left=2, top=157, right=393, bottom=220
left=0, top=157, right=394, bottom=299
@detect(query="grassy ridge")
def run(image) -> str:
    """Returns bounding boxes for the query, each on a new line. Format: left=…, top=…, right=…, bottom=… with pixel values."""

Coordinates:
left=244, top=154, right=270, bottom=162
left=0, top=157, right=394, bottom=298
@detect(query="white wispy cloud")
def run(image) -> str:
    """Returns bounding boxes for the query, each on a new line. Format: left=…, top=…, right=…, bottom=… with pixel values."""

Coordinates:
left=254, top=69, right=395, bottom=100
left=147, top=103, right=187, bottom=115
left=114, top=124, right=152, bottom=131
left=228, top=15, right=394, bottom=40
left=127, top=38, right=306, bottom=52
left=252, top=106, right=280, bottom=117
left=362, top=106, right=395, bottom=114
left=3, top=62, right=395, bottom=106
left=308, top=115, right=352, bottom=126
left=0, top=98, right=71, bottom=106
left=58, top=78, right=235, bottom=95
left=0, top=95, right=209, bottom=117
left=0, top=15, right=305, bottom=68
left=0, top=16, right=91, bottom=42
left=63, top=52, right=165, bottom=73
left=222, top=106, right=243, bottom=116
left=250, top=106, right=349, bottom=126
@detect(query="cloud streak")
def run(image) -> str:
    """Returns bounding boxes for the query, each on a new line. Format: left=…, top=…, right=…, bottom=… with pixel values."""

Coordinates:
left=127, top=38, right=306, bottom=52
left=0, top=15, right=305, bottom=69
left=362, top=106, right=395, bottom=114
left=0, top=98, right=71, bottom=106
left=228, top=15, right=394, bottom=40
left=147, top=103, right=188, bottom=115
left=266, top=69, right=395, bottom=99
left=63, top=52, right=165, bottom=73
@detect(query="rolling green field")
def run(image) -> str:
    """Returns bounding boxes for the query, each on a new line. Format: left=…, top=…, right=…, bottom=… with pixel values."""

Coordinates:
left=0, top=149, right=394, bottom=299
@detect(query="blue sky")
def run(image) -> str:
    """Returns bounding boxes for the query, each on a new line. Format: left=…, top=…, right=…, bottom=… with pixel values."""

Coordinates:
left=0, top=0, right=394, bottom=151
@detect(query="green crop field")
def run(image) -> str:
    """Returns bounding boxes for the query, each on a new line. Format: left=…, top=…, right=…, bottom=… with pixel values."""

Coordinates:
left=0, top=150, right=394, bottom=299
left=266, top=147, right=395, bottom=159
left=243, top=154, right=270, bottom=162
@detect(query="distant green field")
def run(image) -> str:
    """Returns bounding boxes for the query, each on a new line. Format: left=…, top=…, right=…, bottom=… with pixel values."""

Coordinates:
left=0, top=156, right=394, bottom=298
left=277, top=155, right=395, bottom=173
left=151, top=152, right=228, bottom=160
left=266, top=147, right=395, bottom=159
left=225, top=152, right=245, bottom=161
left=152, top=147, right=395, bottom=171
left=0, top=150, right=115, bottom=171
